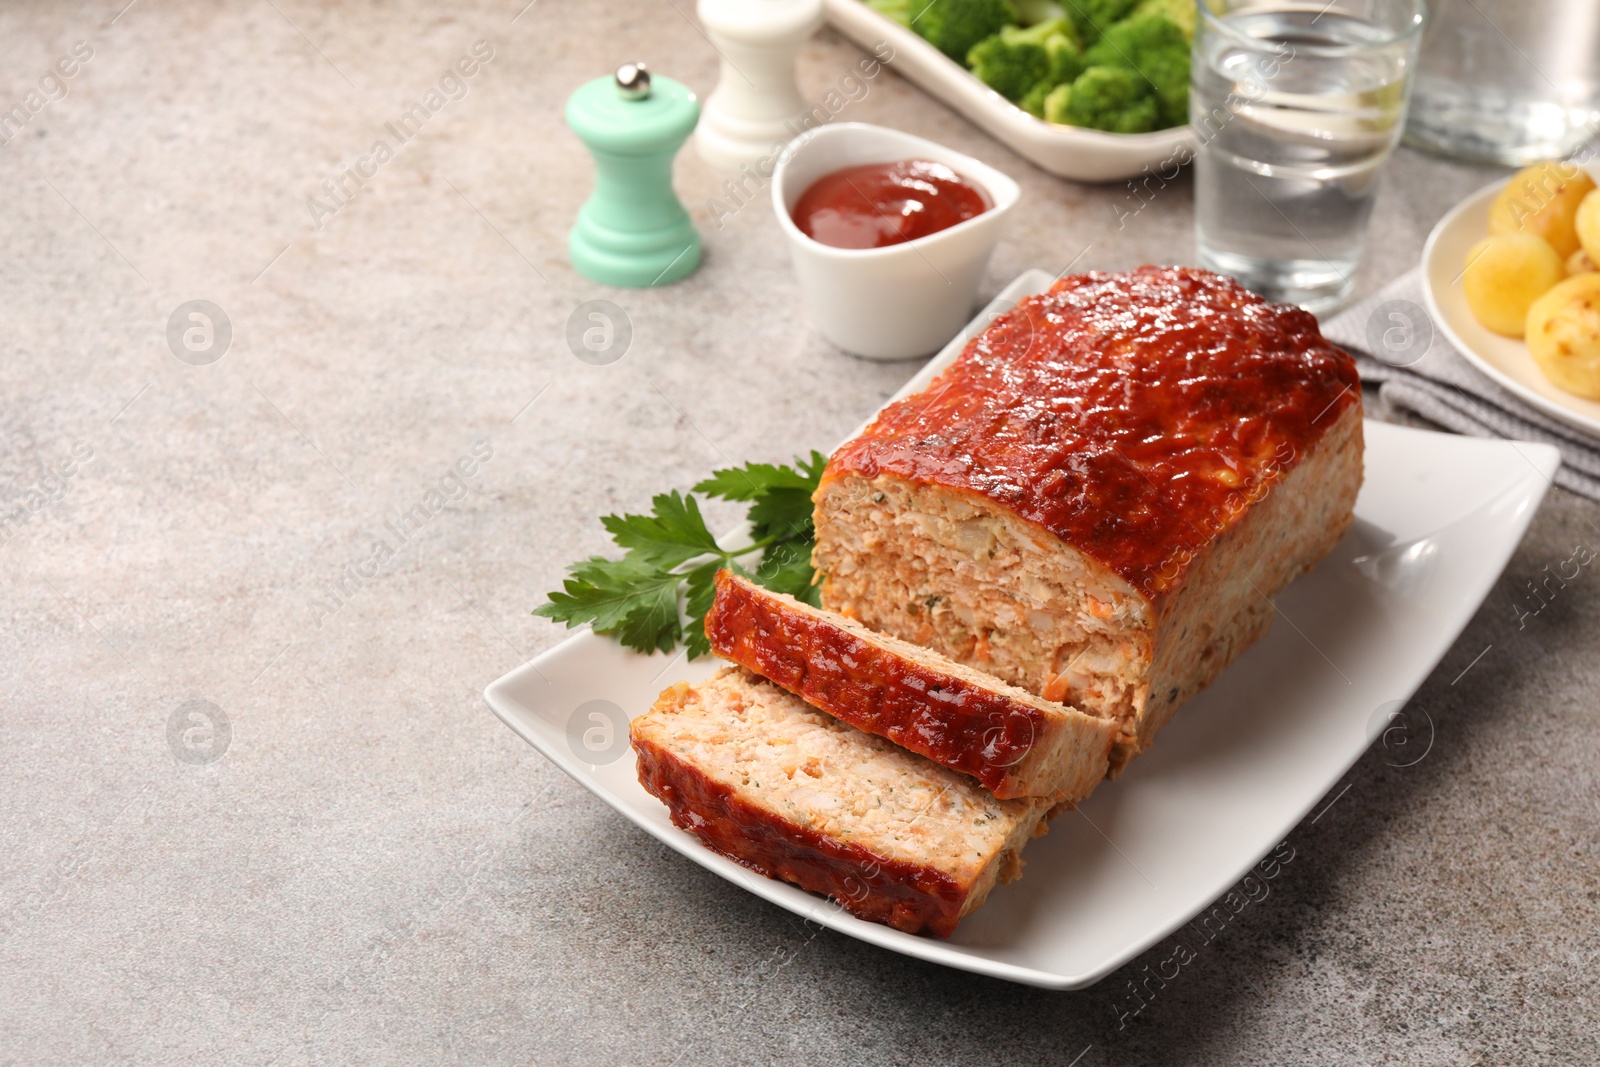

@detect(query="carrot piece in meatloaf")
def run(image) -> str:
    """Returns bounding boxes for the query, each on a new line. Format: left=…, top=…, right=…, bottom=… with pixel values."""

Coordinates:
left=630, top=666, right=1052, bottom=937
left=704, top=569, right=1116, bottom=801
left=812, top=266, right=1364, bottom=770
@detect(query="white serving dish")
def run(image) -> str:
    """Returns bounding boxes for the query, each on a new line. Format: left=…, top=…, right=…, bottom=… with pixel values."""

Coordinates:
left=822, top=0, right=1195, bottom=182
left=487, top=269, right=1558, bottom=989
left=772, top=121, right=1020, bottom=360
left=1421, top=174, right=1600, bottom=441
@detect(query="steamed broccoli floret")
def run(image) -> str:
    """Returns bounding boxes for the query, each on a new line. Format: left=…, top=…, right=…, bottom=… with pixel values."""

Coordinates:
left=1136, top=44, right=1190, bottom=127
left=1017, top=36, right=1085, bottom=115
left=1042, top=66, right=1159, bottom=132
left=1012, top=0, right=1067, bottom=24
left=1130, top=0, right=1196, bottom=39
left=912, top=0, right=1018, bottom=63
left=1024, top=14, right=1083, bottom=48
left=867, top=0, right=914, bottom=25
left=1019, top=79, right=1054, bottom=117
left=1083, top=14, right=1190, bottom=128
left=1043, top=29, right=1088, bottom=84
left=968, top=27, right=1048, bottom=101
left=1059, top=0, right=1141, bottom=46
left=1083, top=12, right=1188, bottom=65
left=967, top=18, right=1081, bottom=101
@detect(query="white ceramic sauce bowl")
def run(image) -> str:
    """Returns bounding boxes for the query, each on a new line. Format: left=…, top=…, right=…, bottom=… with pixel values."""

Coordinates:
left=771, top=122, right=1020, bottom=361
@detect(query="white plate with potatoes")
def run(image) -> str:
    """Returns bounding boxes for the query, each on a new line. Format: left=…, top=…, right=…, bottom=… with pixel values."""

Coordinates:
left=1421, top=162, right=1600, bottom=440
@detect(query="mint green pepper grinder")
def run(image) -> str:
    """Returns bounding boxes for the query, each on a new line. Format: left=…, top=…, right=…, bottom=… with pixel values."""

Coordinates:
left=566, top=63, right=702, bottom=287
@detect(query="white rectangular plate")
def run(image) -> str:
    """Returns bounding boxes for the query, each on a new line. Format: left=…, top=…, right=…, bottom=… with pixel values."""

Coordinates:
left=822, top=0, right=1195, bottom=182
left=486, top=271, right=1560, bottom=989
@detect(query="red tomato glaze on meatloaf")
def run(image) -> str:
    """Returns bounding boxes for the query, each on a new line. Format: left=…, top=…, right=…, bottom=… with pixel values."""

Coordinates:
left=633, top=733, right=974, bottom=936
left=821, top=266, right=1362, bottom=600
left=704, top=569, right=1116, bottom=800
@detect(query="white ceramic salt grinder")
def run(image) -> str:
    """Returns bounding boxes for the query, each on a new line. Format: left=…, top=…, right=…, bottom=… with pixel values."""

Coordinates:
left=695, top=0, right=825, bottom=170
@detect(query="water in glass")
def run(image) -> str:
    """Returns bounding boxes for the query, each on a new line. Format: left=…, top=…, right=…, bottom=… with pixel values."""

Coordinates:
left=1192, top=3, right=1422, bottom=314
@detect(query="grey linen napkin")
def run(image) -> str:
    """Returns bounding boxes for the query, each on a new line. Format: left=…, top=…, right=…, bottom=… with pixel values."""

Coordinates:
left=1321, top=269, right=1600, bottom=501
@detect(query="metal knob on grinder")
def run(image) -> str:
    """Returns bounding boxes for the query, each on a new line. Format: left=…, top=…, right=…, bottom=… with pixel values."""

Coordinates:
left=615, top=62, right=651, bottom=100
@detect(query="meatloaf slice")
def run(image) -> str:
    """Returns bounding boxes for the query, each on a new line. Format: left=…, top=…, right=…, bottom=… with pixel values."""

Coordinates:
left=631, top=666, right=1052, bottom=937
left=704, top=569, right=1116, bottom=800
left=812, top=266, right=1364, bottom=770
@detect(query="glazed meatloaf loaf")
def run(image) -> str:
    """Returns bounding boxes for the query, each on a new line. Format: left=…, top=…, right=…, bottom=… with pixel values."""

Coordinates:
left=704, top=569, right=1116, bottom=800
left=631, top=666, right=1053, bottom=937
left=812, top=266, right=1363, bottom=768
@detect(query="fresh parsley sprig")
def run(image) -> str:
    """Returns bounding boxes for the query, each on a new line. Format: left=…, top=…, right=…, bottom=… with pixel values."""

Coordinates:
left=535, top=452, right=827, bottom=658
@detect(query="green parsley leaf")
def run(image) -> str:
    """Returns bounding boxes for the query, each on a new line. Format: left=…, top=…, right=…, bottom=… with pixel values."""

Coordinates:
left=697, top=452, right=826, bottom=544
left=752, top=539, right=820, bottom=606
left=536, top=451, right=830, bottom=659
left=747, top=486, right=815, bottom=543
left=607, top=574, right=684, bottom=655
left=692, top=451, right=828, bottom=502
left=682, top=559, right=723, bottom=660
left=534, top=555, right=685, bottom=654
left=600, top=491, right=721, bottom=568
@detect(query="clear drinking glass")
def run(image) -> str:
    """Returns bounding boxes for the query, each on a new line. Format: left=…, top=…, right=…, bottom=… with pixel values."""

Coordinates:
left=1404, top=0, right=1600, bottom=165
left=1191, top=0, right=1428, bottom=314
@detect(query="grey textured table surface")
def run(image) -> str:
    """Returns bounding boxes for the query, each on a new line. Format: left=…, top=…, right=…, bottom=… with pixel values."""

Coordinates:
left=3, top=1, right=1597, bottom=1064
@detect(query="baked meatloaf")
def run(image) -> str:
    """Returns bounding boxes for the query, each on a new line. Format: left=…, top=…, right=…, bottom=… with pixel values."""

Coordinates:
left=812, top=266, right=1363, bottom=768
left=704, top=569, right=1116, bottom=800
left=631, top=666, right=1052, bottom=937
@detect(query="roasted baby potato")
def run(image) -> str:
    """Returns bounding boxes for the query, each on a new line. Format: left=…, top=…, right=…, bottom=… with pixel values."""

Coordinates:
left=1575, top=187, right=1600, bottom=264
left=1488, top=160, right=1596, bottom=259
left=1526, top=273, right=1600, bottom=399
left=1462, top=232, right=1564, bottom=338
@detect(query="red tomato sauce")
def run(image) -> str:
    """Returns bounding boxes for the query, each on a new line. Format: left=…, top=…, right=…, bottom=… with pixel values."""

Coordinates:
left=791, top=159, right=989, bottom=249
